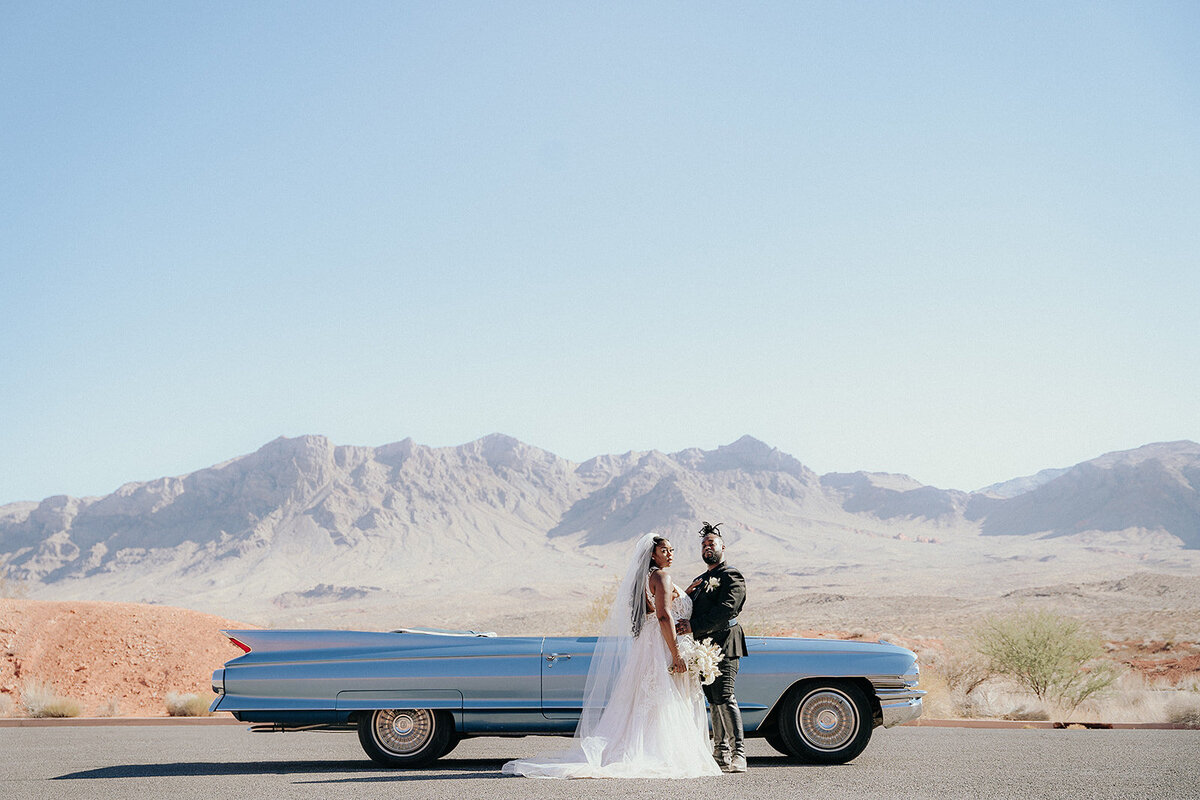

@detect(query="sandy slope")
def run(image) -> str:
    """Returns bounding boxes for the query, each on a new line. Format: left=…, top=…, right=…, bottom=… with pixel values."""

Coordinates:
left=0, top=599, right=253, bottom=716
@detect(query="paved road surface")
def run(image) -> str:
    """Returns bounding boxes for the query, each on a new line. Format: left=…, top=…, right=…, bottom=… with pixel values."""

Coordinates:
left=2, top=725, right=1197, bottom=800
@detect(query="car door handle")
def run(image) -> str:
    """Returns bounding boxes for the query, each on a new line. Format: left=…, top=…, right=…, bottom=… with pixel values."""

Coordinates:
left=546, top=653, right=572, bottom=663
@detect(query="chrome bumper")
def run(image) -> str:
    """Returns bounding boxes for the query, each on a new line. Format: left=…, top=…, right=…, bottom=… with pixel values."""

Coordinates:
left=870, top=667, right=925, bottom=728
left=877, top=690, right=924, bottom=727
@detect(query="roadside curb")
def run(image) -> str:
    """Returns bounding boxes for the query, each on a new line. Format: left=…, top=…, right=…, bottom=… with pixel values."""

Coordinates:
left=0, top=715, right=243, bottom=728
left=905, top=718, right=1197, bottom=730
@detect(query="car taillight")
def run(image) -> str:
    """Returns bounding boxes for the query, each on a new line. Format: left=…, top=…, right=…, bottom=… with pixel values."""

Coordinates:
left=228, top=636, right=251, bottom=653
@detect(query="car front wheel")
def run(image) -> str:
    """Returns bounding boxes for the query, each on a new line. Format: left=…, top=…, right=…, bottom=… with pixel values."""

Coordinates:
left=763, top=728, right=791, bottom=756
left=777, top=681, right=873, bottom=764
left=356, top=708, right=452, bottom=767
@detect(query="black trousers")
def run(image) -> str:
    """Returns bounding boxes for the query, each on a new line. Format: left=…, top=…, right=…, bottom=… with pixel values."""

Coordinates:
left=703, top=656, right=739, bottom=706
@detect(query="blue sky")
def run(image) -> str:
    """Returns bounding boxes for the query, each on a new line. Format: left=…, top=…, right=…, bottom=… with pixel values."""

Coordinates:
left=2, top=2, right=1197, bottom=504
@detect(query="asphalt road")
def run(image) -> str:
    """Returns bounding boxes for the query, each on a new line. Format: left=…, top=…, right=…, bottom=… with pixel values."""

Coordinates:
left=2, top=725, right=1197, bottom=800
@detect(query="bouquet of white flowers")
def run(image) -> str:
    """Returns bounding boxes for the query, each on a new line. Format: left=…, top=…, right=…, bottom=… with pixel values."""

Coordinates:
left=672, top=636, right=724, bottom=685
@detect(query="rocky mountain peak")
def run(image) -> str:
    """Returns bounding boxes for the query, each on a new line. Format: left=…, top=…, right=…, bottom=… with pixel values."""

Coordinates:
left=1088, top=440, right=1200, bottom=470
left=374, top=438, right=417, bottom=467
left=692, top=435, right=811, bottom=478
left=254, top=434, right=335, bottom=462
left=456, top=433, right=566, bottom=474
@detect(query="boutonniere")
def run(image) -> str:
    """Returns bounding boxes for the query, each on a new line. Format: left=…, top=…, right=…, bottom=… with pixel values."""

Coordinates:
left=704, top=576, right=721, bottom=592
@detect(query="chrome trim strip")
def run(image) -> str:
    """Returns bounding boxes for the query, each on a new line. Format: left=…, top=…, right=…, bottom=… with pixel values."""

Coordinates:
left=391, top=628, right=497, bottom=637
left=874, top=688, right=926, bottom=698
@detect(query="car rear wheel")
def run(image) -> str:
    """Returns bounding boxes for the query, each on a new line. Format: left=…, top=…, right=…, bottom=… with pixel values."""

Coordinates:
left=777, top=681, right=873, bottom=764
left=356, top=709, right=452, bottom=767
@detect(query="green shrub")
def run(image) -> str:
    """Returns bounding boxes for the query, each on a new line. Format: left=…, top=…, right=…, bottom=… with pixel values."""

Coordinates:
left=21, top=680, right=82, bottom=718
left=973, top=609, right=1122, bottom=716
left=165, top=691, right=214, bottom=716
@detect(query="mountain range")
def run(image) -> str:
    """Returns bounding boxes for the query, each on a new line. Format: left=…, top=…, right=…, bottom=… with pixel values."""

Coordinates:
left=1, top=435, right=1198, bottom=632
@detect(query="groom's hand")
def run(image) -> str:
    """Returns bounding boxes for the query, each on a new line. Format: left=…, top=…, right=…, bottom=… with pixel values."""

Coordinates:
left=675, top=620, right=691, bottom=635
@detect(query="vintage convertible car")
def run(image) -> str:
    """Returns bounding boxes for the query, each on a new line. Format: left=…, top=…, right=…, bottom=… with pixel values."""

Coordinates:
left=211, top=627, right=923, bottom=767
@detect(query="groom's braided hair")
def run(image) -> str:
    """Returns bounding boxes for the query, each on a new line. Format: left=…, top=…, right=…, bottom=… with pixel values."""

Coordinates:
left=698, top=521, right=723, bottom=538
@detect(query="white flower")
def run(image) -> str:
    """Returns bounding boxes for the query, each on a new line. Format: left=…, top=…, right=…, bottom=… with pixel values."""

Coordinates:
left=671, top=636, right=724, bottom=685
left=705, top=576, right=720, bottom=592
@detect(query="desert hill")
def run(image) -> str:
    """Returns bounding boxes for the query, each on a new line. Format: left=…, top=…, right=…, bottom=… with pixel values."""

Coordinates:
left=0, top=598, right=252, bottom=716
left=1, top=435, right=1198, bottom=632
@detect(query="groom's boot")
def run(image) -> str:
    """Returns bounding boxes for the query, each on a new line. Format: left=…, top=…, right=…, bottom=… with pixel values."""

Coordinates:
left=726, top=701, right=747, bottom=773
left=710, top=704, right=730, bottom=769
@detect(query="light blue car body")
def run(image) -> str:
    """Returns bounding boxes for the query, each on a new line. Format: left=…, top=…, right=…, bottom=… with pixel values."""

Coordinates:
left=211, top=628, right=923, bottom=737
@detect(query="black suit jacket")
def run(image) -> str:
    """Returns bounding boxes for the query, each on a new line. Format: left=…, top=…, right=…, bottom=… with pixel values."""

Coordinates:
left=689, top=563, right=748, bottom=658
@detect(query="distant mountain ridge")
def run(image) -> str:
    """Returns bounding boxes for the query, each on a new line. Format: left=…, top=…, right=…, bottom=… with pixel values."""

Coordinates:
left=1, top=435, right=1197, bottom=626
left=967, top=441, right=1200, bottom=543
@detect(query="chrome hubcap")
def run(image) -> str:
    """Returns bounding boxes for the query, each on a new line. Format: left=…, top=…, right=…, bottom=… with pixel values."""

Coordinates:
left=373, top=709, right=434, bottom=755
left=797, top=689, right=857, bottom=751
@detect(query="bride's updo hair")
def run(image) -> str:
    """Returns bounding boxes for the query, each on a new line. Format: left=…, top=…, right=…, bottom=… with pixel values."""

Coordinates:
left=633, top=536, right=669, bottom=637
left=647, top=536, right=667, bottom=571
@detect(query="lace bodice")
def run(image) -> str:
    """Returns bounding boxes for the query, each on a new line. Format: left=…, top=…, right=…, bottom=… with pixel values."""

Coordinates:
left=670, top=585, right=692, bottom=620
left=646, top=582, right=692, bottom=621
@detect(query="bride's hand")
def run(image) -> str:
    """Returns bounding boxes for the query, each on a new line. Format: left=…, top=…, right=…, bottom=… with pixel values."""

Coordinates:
left=670, top=654, right=686, bottom=674
left=685, top=578, right=703, bottom=595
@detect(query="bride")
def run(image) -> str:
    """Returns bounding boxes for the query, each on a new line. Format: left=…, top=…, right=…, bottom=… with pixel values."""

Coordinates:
left=502, top=532, right=722, bottom=779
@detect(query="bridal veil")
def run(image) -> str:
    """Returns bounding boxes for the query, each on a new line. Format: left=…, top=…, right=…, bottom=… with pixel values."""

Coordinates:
left=501, top=532, right=721, bottom=779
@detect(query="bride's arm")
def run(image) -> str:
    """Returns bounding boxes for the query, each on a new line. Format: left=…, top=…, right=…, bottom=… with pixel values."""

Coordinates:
left=650, top=570, right=686, bottom=674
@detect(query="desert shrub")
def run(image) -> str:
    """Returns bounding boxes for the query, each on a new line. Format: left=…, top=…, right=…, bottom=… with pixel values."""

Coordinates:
left=973, top=609, right=1122, bottom=716
left=911, top=663, right=957, bottom=719
left=1001, top=704, right=1050, bottom=721
left=933, top=645, right=991, bottom=696
left=922, top=643, right=992, bottom=717
left=1056, top=671, right=1200, bottom=725
left=571, top=578, right=620, bottom=635
left=1168, top=701, right=1200, bottom=728
left=165, top=691, right=214, bottom=716
left=96, top=697, right=121, bottom=717
left=21, top=680, right=82, bottom=718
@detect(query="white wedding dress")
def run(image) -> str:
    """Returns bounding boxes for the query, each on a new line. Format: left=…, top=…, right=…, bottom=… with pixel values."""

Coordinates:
left=502, top=582, right=722, bottom=779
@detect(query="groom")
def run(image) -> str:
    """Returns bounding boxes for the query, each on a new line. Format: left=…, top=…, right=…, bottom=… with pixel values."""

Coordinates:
left=677, top=521, right=748, bottom=773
